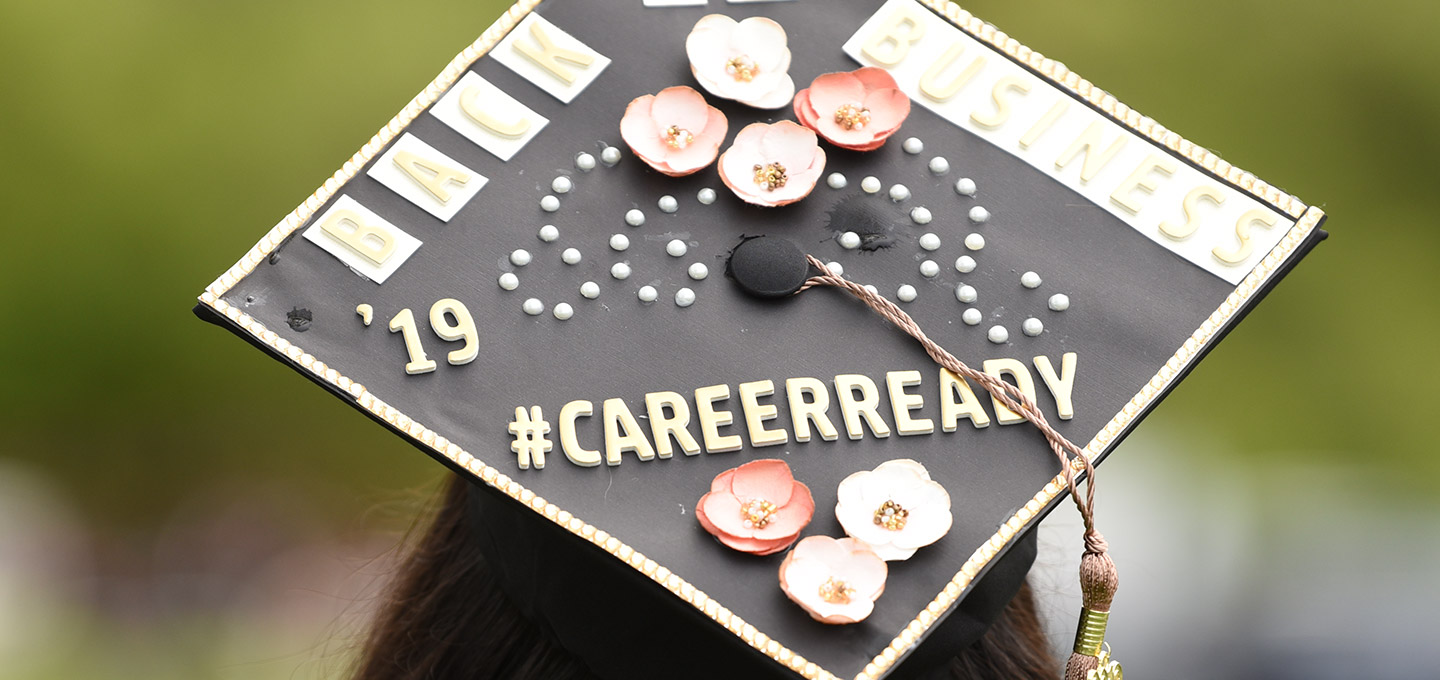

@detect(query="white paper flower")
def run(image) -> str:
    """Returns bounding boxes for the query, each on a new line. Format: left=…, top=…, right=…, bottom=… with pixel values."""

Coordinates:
left=778, top=536, right=887, bottom=624
left=835, top=459, right=953, bottom=561
left=685, top=14, right=795, bottom=110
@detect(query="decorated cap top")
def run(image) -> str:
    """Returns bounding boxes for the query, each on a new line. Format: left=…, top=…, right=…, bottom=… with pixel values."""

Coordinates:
left=195, top=0, right=1325, bottom=678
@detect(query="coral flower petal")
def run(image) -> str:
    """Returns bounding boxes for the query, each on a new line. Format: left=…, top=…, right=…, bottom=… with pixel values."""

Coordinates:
left=620, top=96, right=665, bottom=159
left=699, top=490, right=751, bottom=537
left=862, top=88, right=911, bottom=131
left=752, top=481, right=814, bottom=540
left=851, top=65, right=901, bottom=92
left=731, top=459, right=798, bottom=506
left=620, top=86, right=726, bottom=176
left=805, top=71, right=868, bottom=115
left=710, top=468, right=736, bottom=494
left=757, top=120, right=819, bottom=164
left=717, top=121, right=825, bottom=207
left=695, top=459, right=814, bottom=554
left=651, top=86, right=711, bottom=134
left=778, top=536, right=888, bottom=624
left=722, top=534, right=796, bottom=556
left=795, top=67, right=910, bottom=151
left=792, top=91, right=819, bottom=130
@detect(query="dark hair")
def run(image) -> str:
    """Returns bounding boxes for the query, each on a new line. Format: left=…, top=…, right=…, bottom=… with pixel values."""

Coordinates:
left=353, top=474, right=1056, bottom=680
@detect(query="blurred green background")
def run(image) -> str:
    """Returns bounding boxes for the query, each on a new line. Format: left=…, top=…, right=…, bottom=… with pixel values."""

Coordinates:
left=1, top=0, right=1435, bottom=678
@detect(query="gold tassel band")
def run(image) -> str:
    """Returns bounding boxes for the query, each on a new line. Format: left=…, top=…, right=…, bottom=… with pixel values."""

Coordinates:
left=1072, top=608, right=1110, bottom=657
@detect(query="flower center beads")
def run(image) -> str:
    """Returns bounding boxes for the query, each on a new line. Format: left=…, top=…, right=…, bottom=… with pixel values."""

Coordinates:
left=833, top=103, right=871, bottom=131
left=740, top=498, right=778, bottom=528
left=818, top=577, right=856, bottom=604
left=725, top=56, right=758, bottom=82
left=752, top=162, right=788, bottom=191
left=663, top=125, right=694, bottom=150
left=873, top=500, right=909, bottom=531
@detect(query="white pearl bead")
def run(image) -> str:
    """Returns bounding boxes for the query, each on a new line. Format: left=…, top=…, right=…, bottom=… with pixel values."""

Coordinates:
left=609, top=234, right=630, bottom=251
left=910, top=207, right=932, bottom=225
left=600, top=146, right=621, bottom=166
left=675, top=288, right=696, bottom=307
left=498, top=273, right=519, bottom=291
left=1021, top=271, right=1042, bottom=289
left=1049, top=293, right=1071, bottom=311
left=1022, top=318, right=1044, bottom=337
left=954, top=177, right=977, bottom=196
left=919, top=233, right=941, bottom=251
left=987, top=325, right=1009, bottom=344
left=897, top=284, right=917, bottom=302
left=553, top=303, right=574, bottom=321
left=538, top=224, right=559, bottom=242
left=510, top=249, right=532, bottom=266
left=969, top=206, right=990, bottom=223
left=825, top=261, right=844, bottom=276
left=562, top=248, right=582, bottom=265
left=889, top=184, right=911, bottom=202
left=697, top=188, right=717, bottom=205
left=575, top=152, right=596, bottom=171
left=658, top=195, right=679, bottom=213
left=919, top=260, right=940, bottom=278
left=955, top=284, right=977, bottom=303
left=580, top=281, right=600, bottom=299
left=902, top=137, right=924, bottom=154
left=625, top=209, right=645, bottom=226
left=522, top=298, right=544, bottom=316
left=839, top=231, right=862, bottom=249
left=666, top=239, right=688, bottom=257
left=861, top=176, right=881, bottom=194
left=965, top=233, right=986, bottom=251
left=961, top=308, right=982, bottom=325
left=954, top=255, right=976, bottom=273
left=611, top=262, right=631, bottom=280
left=827, top=172, right=847, bottom=189
left=928, top=156, right=950, bottom=174
left=863, top=284, right=878, bottom=295
left=638, top=285, right=658, bottom=303
left=688, top=262, right=709, bottom=280
left=551, top=176, right=573, bottom=194
left=540, top=195, right=560, bottom=212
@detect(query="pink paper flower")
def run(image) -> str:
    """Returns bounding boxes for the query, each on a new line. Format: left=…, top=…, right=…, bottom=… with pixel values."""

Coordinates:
left=696, top=459, right=814, bottom=555
left=835, top=459, right=953, bottom=562
left=685, top=14, right=796, bottom=110
left=717, top=121, right=826, bottom=207
left=794, top=67, right=911, bottom=151
left=778, top=536, right=887, bottom=624
left=620, top=86, right=728, bottom=177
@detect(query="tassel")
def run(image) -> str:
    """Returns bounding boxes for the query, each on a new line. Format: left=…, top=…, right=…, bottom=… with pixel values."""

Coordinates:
left=1064, top=530, right=1118, bottom=680
left=791, top=261, right=1123, bottom=679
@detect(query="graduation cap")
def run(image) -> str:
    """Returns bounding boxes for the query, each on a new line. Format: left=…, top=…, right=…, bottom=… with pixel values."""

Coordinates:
left=194, top=1, right=1325, bottom=678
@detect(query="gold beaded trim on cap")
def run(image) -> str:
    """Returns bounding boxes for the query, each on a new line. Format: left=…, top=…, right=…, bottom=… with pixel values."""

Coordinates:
left=195, top=1, right=1324, bottom=678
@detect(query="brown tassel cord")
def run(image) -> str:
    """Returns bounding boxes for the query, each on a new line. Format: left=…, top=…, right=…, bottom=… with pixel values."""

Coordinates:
left=797, top=257, right=1119, bottom=677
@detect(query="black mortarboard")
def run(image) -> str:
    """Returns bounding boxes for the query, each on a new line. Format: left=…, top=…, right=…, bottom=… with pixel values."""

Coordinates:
left=194, top=1, right=1324, bottom=678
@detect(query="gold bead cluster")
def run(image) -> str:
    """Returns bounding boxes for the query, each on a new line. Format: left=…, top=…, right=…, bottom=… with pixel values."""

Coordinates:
left=833, top=104, right=872, bottom=131
left=873, top=500, right=909, bottom=531
left=752, top=162, right=788, bottom=191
